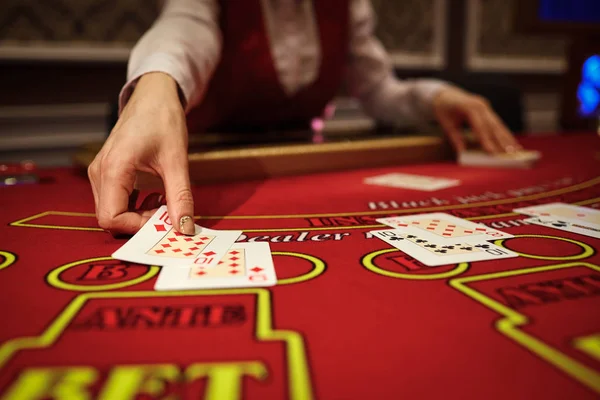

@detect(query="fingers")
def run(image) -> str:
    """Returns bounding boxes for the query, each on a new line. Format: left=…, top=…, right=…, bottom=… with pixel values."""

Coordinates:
left=87, top=162, right=100, bottom=214
left=106, top=209, right=157, bottom=238
left=434, top=89, right=523, bottom=155
left=139, top=192, right=165, bottom=211
left=487, top=112, right=523, bottom=153
left=436, top=113, right=466, bottom=153
left=158, top=152, right=195, bottom=235
left=466, top=105, right=503, bottom=154
left=97, top=157, right=148, bottom=235
left=465, top=97, right=525, bottom=154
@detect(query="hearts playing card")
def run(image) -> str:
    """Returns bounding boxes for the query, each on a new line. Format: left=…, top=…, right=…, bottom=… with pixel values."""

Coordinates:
left=524, top=217, right=600, bottom=239
left=364, top=173, right=460, bottom=191
left=154, top=242, right=277, bottom=290
left=377, top=212, right=513, bottom=242
left=112, top=206, right=242, bottom=267
left=371, top=229, right=518, bottom=267
left=514, top=203, right=600, bottom=228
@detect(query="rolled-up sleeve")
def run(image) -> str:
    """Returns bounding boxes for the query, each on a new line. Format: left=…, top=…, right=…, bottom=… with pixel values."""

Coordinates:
left=119, top=0, right=222, bottom=113
left=346, top=0, right=450, bottom=125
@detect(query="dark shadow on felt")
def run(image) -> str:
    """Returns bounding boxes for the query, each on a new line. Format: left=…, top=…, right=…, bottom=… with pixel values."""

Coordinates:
left=131, top=163, right=265, bottom=230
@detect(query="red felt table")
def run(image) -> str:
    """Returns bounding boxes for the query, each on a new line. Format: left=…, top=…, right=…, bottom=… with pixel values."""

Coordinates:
left=1, top=133, right=599, bottom=399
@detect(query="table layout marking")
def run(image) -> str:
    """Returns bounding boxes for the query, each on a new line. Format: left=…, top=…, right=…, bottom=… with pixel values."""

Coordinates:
left=272, top=252, right=326, bottom=285
left=43, top=252, right=325, bottom=293
left=8, top=178, right=600, bottom=233
left=361, top=249, right=471, bottom=280
left=10, top=211, right=103, bottom=232
left=449, top=262, right=600, bottom=394
left=573, top=334, right=600, bottom=362
left=495, top=235, right=595, bottom=261
left=0, top=252, right=17, bottom=272
left=197, top=178, right=600, bottom=219
left=45, top=257, right=161, bottom=292
left=0, top=289, right=314, bottom=400
left=361, top=235, right=600, bottom=393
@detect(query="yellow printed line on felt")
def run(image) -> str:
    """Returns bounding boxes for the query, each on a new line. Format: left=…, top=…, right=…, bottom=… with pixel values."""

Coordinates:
left=361, top=248, right=470, bottom=281
left=573, top=334, right=600, bottom=362
left=575, top=197, right=600, bottom=207
left=0, top=251, right=17, bottom=271
left=197, top=177, right=600, bottom=219
left=0, top=289, right=313, bottom=400
left=449, top=262, right=600, bottom=394
left=10, top=211, right=103, bottom=232
left=7, top=183, right=600, bottom=233
left=433, top=197, right=600, bottom=222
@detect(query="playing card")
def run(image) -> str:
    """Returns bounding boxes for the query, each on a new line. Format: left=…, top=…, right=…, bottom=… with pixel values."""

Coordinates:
left=371, top=229, right=518, bottom=267
left=458, top=150, right=541, bottom=168
left=112, top=206, right=242, bottom=267
left=377, top=212, right=513, bottom=242
left=524, top=217, right=600, bottom=239
left=364, top=173, right=460, bottom=191
left=514, top=203, right=600, bottom=228
left=154, top=242, right=277, bottom=290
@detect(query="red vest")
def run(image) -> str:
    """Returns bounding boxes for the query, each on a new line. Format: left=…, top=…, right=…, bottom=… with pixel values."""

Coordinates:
left=186, top=0, right=350, bottom=133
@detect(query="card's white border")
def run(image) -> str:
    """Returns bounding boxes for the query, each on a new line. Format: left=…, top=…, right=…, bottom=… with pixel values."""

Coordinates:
left=363, top=173, right=460, bottom=191
left=514, top=203, right=600, bottom=228
left=112, top=225, right=241, bottom=268
left=371, top=229, right=517, bottom=266
left=364, top=181, right=460, bottom=192
left=154, top=242, right=277, bottom=291
left=523, top=217, right=600, bottom=239
left=111, top=206, right=242, bottom=268
left=376, top=212, right=514, bottom=241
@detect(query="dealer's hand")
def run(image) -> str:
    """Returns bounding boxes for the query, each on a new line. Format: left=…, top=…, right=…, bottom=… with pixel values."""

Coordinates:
left=88, top=72, right=195, bottom=236
left=432, top=86, right=523, bottom=154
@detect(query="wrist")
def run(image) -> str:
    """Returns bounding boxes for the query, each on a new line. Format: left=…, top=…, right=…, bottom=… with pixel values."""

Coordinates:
left=131, top=72, right=183, bottom=110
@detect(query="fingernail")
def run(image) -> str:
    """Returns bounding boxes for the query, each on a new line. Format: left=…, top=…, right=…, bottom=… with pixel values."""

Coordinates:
left=158, top=194, right=165, bottom=205
left=180, top=216, right=195, bottom=235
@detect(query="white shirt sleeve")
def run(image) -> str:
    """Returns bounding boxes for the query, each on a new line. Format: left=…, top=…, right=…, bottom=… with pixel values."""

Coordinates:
left=346, top=0, right=450, bottom=126
left=119, top=0, right=221, bottom=113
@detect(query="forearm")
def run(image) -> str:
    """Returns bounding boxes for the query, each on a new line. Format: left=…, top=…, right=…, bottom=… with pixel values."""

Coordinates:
left=357, top=76, right=449, bottom=126
left=119, top=0, right=221, bottom=113
left=346, top=0, right=450, bottom=126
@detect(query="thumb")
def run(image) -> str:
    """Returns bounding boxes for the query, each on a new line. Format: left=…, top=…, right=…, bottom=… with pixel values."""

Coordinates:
left=159, top=153, right=195, bottom=235
left=437, top=113, right=466, bottom=153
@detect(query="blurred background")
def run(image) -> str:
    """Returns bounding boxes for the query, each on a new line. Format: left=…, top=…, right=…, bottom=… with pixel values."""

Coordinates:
left=0, top=0, right=598, bottom=166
